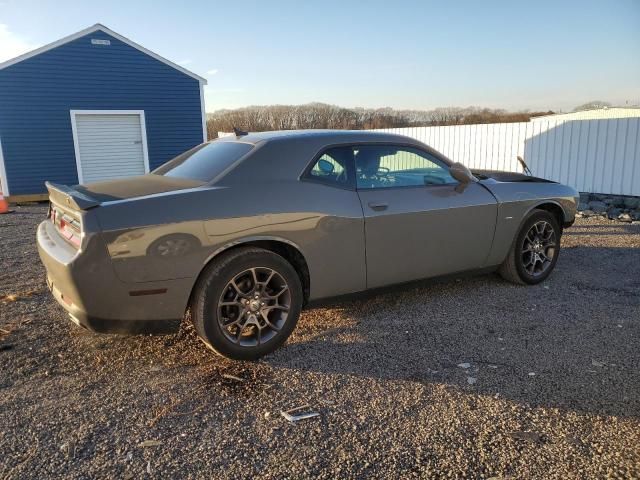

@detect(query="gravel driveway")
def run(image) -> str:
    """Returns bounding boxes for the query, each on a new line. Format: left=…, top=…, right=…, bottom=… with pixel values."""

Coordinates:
left=1, top=205, right=639, bottom=479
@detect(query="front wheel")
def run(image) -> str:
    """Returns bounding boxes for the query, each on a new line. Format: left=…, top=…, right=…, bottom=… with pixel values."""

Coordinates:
left=191, top=247, right=303, bottom=360
left=498, top=209, right=561, bottom=285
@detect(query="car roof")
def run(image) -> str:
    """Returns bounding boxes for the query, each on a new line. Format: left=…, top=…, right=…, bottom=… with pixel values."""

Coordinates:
left=214, top=129, right=424, bottom=146
left=211, top=129, right=454, bottom=186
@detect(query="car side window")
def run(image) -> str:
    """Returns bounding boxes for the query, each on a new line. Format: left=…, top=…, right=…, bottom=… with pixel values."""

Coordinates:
left=355, top=145, right=457, bottom=189
left=304, top=146, right=355, bottom=189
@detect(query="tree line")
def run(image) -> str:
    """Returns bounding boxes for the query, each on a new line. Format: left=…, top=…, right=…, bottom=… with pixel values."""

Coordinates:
left=206, top=103, right=554, bottom=139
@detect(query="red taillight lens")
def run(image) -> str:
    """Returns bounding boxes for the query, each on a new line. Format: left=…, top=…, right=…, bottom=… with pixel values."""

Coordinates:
left=59, top=220, right=81, bottom=247
left=51, top=205, right=82, bottom=248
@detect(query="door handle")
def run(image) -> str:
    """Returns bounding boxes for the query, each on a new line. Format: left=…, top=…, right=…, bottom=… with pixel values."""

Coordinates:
left=368, top=202, right=388, bottom=211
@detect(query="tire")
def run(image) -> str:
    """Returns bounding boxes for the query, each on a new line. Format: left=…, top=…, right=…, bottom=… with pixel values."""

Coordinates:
left=498, top=209, right=561, bottom=285
left=191, top=247, right=303, bottom=360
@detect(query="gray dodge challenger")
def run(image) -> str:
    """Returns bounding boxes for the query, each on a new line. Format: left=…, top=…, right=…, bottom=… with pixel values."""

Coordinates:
left=38, top=130, right=578, bottom=359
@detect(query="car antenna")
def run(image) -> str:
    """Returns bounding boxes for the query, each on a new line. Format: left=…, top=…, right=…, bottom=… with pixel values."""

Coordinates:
left=233, top=127, right=248, bottom=137
left=517, top=156, right=533, bottom=176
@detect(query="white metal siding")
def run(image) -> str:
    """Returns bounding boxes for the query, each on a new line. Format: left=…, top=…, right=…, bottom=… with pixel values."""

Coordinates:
left=75, top=114, right=146, bottom=183
left=374, top=118, right=640, bottom=196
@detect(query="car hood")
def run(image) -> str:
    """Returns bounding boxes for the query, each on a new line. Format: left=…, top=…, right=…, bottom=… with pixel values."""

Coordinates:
left=74, top=174, right=205, bottom=202
left=472, top=170, right=555, bottom=183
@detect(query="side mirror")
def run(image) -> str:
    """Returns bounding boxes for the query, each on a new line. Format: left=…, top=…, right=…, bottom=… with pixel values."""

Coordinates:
left=317, top=159, right=335, bottom=175
left=449, top=162, right=476, bottom=184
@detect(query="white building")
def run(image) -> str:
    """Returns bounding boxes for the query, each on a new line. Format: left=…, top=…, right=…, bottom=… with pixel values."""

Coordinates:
left=531, top=107, right=640, bottom=122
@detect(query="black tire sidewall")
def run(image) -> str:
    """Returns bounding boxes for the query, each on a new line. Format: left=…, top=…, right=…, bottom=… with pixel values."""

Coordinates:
left=194, top=249, right=302, bottom=360
left=514, top=210, right=561, bottom=285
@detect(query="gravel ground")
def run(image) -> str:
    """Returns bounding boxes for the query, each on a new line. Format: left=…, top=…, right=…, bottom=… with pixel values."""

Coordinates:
left=1, top=205, right=639, bottom=479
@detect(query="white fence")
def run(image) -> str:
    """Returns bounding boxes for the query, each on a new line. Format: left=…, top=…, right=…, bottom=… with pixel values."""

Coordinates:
left=375, top=118, right=640, bottom=196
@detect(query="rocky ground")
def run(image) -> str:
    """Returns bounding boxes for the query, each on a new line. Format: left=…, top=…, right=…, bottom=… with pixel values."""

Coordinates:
left=577, top=192, right=640, bottom=223
left=1, top=205, right=639, bottom=479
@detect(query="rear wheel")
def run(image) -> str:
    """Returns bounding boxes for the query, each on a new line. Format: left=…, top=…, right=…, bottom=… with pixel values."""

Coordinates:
left=498, top=209, right=561, bottom=285
left=191, top=247, right=302, bottom=360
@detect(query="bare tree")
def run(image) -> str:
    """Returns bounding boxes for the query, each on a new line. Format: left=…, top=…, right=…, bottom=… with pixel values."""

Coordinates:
left=205, top=103, right=554, bottom=139
left=573, top=101, right=611, bottom=112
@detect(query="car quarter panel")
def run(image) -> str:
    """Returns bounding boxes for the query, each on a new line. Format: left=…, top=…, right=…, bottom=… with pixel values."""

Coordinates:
left=37, top=214, right=190, bottom=329
left=481, top=181, right=578, bottom=266
left=95, top=180, right=366, bottom=301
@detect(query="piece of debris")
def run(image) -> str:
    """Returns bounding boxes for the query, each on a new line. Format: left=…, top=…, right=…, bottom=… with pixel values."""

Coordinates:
left=222, top=373, right=245, bottom=382
left=0, top=289, right=40, bottom=303
left=467, top=376, right=477, bottom=385
left=509, top=431, right=543, bottom=443
left=618, top=212, right=633, bottom=223
left=59, top=441, right=76, bottom=458
left=528, top=372, right=536, bottom=376
left=138, top=440, right=162, bottom=448
left=591, top=359, right=605, bottom=367
left=457, top=362, right=471, bottom=369
left=147, top=461, right=152, bottom=475
left=281, top=405, right=320, bottom=423
left=0, top=344, right=14, bottom=352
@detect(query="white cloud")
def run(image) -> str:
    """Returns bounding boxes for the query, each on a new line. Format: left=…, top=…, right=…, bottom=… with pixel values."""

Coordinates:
left=206, top=68, right=218, bottom=75
left=0, top=24, right=37, bottom=63
left=177, top=59, right=192, bottom=66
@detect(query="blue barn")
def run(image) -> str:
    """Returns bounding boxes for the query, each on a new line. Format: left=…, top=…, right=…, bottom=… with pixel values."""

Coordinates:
left=0, top=24, right=207, bottom=198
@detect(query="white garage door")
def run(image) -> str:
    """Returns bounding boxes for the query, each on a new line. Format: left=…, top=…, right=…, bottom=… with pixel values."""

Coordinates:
left=72, top=112, right=149, bottom=184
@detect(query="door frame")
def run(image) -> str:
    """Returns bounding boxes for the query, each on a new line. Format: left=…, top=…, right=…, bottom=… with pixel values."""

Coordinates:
left=69, top=109, right=150, bottom=184
left=0, top=134, right=9, bottom=196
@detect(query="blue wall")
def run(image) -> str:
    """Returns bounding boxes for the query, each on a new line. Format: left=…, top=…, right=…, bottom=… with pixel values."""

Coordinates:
left=0, top=29, right=204, bottom=195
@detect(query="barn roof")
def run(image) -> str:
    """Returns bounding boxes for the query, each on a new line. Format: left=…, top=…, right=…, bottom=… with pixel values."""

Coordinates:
left=0, top=23, right=207, bottom=84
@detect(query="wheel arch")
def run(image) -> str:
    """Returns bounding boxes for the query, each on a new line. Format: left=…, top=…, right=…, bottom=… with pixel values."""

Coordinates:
left=191, top=236, right=311, bottom=307
left=528, top=201, right=565, bottom=229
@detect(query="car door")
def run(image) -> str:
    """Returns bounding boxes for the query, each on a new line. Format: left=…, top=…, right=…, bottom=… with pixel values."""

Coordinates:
left=355, top=144, right=498, bottom=289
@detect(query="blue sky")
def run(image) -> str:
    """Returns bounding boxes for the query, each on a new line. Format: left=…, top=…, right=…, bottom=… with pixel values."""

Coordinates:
left=1, top=0, right=638, bottom=112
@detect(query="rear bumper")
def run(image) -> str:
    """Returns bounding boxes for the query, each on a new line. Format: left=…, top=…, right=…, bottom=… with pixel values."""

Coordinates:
left=45, top=276, right=180, bottom=334
left=37, top=220, right=188, bottom=335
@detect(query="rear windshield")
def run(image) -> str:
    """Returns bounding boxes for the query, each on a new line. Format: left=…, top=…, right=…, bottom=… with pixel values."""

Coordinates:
left=153, top=142, right=253, bottom=182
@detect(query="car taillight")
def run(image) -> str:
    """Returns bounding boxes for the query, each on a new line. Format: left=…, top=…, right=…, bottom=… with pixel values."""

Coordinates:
left=51, top=204, right=82, bottom=248
left=59, top=219, right=82, bottom=247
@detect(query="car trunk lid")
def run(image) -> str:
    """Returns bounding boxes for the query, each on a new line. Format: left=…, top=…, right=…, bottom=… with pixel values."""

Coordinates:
left=73, top=174, right=205, bottom=203
left=45, top=175, right=204, bottom=249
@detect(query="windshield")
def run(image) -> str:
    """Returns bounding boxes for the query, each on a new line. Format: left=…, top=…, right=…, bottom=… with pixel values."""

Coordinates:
left=153, top=142, right=253, bottom=182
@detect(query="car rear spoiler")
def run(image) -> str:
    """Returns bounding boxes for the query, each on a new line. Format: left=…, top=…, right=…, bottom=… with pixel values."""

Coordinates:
left=45, top=181, right=100, bottom=210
